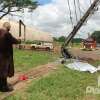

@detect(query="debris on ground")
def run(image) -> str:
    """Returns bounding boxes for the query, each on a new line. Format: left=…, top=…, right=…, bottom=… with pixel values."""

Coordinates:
left=65, top=61, right=100, bottom=73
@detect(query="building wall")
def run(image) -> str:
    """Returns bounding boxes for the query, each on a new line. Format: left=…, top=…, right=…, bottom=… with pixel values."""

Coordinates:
left=0, top=19, right=53, bottom=42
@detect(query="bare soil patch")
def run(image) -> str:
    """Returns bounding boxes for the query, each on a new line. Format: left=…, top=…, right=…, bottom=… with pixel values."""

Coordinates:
left=0, top=62, right=59, bottom=100
left=69, top=47, right=100, bottom=61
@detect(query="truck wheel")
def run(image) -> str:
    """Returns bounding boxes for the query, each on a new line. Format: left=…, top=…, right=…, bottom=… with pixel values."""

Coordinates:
left=31, top=46, right=35, bottom=50
left=46, top=47, right=50, bottom=51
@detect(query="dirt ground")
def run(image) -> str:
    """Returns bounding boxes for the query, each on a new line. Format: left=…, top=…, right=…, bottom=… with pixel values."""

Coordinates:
left=0, top=62, right=59, bottom=100
left=69, top=47, right=100, bottom=61
left=0, top=47, right=100, bottom=99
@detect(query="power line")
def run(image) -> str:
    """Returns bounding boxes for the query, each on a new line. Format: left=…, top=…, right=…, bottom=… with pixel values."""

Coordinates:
left=90, top=0, right=92, bottom=5
left=67, top=0, right=74, bottom=28
left=74, top=0, right=78, bottom=22
left=77, top=0, right=82, bottom=18
left=77, top=0, right=86, bottom=14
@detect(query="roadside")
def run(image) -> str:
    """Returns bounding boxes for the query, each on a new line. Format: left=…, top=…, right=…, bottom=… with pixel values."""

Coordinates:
left=4, top=65, right=100, bottom=100
left=0, top=62, right=59, bottom=100
left=69, top=47, right=100, bottom=61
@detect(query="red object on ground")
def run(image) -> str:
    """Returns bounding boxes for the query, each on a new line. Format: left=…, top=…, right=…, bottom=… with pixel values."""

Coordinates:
left=19, top=75, right=28, bottom=81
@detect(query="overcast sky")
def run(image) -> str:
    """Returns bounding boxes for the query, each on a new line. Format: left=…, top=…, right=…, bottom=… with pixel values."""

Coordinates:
left=5, top=0, right=100, bottom=38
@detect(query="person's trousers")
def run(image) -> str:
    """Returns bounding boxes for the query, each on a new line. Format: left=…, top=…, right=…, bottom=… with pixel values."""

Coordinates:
left=0, top=77, right=7, bottom=90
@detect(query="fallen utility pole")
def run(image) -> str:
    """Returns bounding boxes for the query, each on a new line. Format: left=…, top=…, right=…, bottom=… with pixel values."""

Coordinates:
left=61, top=0, right=100, bottom=58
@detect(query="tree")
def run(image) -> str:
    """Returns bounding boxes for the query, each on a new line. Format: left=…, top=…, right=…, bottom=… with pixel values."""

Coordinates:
left=72, top=38, right=82, bottom=43
left=53, top=37, right=58, bottom=41
left=91, top=31, right=100, bottom=43
left=58, top=36, right=66, bottom=42
left=0, top=0, right=38, bottom=19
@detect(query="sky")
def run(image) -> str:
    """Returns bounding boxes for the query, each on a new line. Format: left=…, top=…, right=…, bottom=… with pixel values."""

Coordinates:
left=38, top=0, right=52, bottom=5
left=5, top=0, right=100, bottom=38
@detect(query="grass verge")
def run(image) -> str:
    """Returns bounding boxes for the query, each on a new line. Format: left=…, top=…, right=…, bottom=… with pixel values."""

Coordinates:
left=14, top=49, right=58, bottom=72
left=5, top=65, right=100, bottom=100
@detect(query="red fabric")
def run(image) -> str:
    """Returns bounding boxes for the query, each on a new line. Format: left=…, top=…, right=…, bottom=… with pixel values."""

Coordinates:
left=19, top=75, right=28, bottom=81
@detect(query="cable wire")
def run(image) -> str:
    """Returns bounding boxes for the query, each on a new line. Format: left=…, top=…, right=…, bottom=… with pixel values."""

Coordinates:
left=77, top=0, right=82, bottom=18
left=74, top=0, right=78, bottom=22
left=67, top=0, right=74, bottom=28
left=90, top=0, right=92, bottom=5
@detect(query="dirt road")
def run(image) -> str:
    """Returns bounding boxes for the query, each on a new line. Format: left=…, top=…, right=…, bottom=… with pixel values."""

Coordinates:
left=0, top=62, right=59, bottom=100
left=69, top=47, right=100, bottom=61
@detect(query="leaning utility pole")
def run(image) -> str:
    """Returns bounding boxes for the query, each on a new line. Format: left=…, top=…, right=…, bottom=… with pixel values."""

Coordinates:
left=61, top=0, right=100, bottom=59
left=63, top=0, right=100, bottom=47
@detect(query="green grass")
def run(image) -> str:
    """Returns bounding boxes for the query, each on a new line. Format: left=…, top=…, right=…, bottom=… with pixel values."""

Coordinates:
left=0, top=49, right=58, bottom=96
left=1, top=48, right=100, bottom=99
left=5, top=65, right=100, bottom=100
left=14, top=49, right=58, bottom=72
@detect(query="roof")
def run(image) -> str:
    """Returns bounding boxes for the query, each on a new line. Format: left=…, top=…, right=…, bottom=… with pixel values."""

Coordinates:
left=0, top=19, right=53, bottom=42
left=83, top=37, right=95, bottom=42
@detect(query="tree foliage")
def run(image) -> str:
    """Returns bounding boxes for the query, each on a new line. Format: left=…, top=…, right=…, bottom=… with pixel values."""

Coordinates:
left=53, top=37, right=58, bottom=41
left=0, top=0, right=38, bottom=19
left=91, top=31, right=100, bottom=43
left=58, top=36, right=66, bottom=42
left=72, top=38, right=82, bottom=43
left=53, top=36, right=82, bottom=43
left=53, top=36, right=66, bottom=42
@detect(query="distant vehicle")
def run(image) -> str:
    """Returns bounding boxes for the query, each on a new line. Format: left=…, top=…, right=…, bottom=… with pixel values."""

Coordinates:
left=30, top=42, right=54, bottom=51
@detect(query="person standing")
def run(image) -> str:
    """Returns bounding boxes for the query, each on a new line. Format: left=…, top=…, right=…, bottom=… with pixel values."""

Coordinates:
left=0, top=22, right=21, bottom=92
